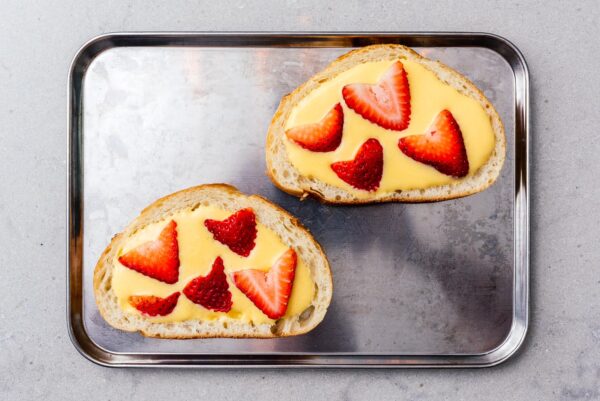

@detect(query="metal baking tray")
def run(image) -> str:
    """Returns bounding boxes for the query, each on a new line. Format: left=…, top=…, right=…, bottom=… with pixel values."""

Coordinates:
left=67, top=32, right=529, bottom=368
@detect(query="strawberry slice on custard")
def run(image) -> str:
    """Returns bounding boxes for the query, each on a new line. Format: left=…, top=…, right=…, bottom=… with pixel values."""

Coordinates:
left=118, top=220, right=180, bottom=284
left=183, top=257, right=233, bottom=312
left=285, top=103, right=344, bottom=152
left=204, top=208, right=257, bottom=257
left=331, top=138, right=383, bottom=191
left=232, top=248, right=297, bottom=320
left=129, top=292, right=180, bottom=316
left=342, top=61, right=411, bottom=131
left=398, top=109, right=469, bottom=177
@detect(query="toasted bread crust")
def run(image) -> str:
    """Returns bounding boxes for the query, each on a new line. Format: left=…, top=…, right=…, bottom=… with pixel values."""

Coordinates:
left=266, top=44, right=506, bottom=204
left=93, top=184, right=332, bottom=339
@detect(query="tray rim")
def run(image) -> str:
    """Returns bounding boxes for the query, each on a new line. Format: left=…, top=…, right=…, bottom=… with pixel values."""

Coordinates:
left=67, top=31, right=529, bottom=368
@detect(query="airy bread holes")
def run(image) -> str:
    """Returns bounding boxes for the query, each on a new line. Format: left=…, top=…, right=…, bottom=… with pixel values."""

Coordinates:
left=271, top=319, right=285, bottom=335
left=299, top=305, right=315, bottom=323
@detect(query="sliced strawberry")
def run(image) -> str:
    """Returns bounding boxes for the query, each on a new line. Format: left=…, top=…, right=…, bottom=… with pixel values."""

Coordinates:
left=398, top=109, right=469, bottom=177
left=285, top=103, right=344, bottom=152
left=118, top=220, right=180, bottom=284
left=342, top=61, right=411, bottom=131
left=183, top=257, right=233, bottom=312
left=129, top=292, right=180, bottom=317
left=330, top=138, right=383, bottom=191
left=232, top=248, right=297, bottom=320
left=204, top=208, right=257, bottom=257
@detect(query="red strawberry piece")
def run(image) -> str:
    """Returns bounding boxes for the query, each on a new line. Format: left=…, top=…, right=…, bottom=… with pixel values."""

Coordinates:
left=342, top=61, right=411, bottom=131
left=398, top=109, right=469, bottom=177
left=129, top=292, right=180, bottom=317
left=118, top=220, right=180, bottom=284
left=285, top=103, right=344, bottom=152
left=330, top=138, right=383, bottom=191
left=232, top=248, right=297, bottom=320
left=204, top=208, right=257, bottom=257
left=183, top=257, right=233, bottom=312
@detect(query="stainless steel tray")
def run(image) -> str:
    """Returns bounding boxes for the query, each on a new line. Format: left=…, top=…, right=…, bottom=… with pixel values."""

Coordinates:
left=67, top=32, right=529, bottom=367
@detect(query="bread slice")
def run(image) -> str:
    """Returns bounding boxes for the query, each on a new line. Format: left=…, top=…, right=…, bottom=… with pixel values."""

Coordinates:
left=266, top=44, right=506, bottom=203
left=93, top=184, right=332, bottom=338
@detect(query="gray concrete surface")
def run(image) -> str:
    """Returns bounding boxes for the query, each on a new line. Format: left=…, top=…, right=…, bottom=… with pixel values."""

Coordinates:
left=1, top=0, right=599, bottom=399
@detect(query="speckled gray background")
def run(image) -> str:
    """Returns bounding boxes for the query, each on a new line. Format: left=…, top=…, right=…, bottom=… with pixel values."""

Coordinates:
left=1, top=0, right=599, bottom=400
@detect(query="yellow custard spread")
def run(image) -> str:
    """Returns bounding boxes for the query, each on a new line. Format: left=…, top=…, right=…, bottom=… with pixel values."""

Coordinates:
left=112, top=206, right=315, bottom=324
left=284, top=59, right=495, bottom=197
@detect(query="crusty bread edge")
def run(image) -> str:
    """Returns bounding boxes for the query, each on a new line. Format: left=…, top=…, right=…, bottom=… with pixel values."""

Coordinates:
left=266, top=44, right=506, bottom=204
left=93, top=183, right=333, bottom=339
